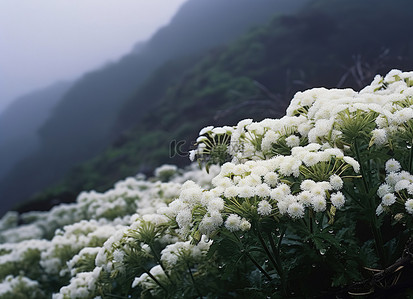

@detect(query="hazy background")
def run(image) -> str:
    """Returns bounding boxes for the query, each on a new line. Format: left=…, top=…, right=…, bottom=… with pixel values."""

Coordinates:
left=0, top=0, right=186, bottom=112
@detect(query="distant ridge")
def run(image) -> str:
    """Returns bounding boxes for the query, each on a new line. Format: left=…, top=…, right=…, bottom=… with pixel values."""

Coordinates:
left=0, top=0, right=310, bottom=215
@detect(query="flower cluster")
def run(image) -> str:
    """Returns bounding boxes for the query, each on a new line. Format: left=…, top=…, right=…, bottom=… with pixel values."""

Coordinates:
left=0, top=163, right=218, bottom=298
left=376, top=158, right=413, bottom=216
left=1, top=70, right=413, bottom=298
left=162, top=145, right=357, bottom=243
left=0, top=275, right=44, bottom=298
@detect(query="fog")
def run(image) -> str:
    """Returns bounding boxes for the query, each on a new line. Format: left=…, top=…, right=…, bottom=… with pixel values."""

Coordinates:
left=0, top=0, right=187, bottom=112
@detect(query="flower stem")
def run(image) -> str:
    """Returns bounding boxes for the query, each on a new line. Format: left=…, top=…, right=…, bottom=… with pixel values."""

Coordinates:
left=256, top=228, right=281, bottom=274
left=149, top=243, right=172, bottom=281
left=267, top=230, right=287, bottom=295
left=354, top=139, right=386, bottom=267
left=186, top=261, right=202, bottom=299
left=354, top=140, right=369, bottom=192
left=233, top=232, right=272, bottom=281
left=244, top=251, right=272, bottom=281
left=143, top=266, right=167, bottom=293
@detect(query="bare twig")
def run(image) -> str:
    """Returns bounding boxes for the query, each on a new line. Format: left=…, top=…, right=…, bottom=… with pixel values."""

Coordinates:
left=335, top=239, right=413, bottom=297
left=337, top=48, right=391, bottom=89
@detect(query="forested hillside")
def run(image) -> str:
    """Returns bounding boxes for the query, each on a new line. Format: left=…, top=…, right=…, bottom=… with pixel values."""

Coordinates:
left=0, top=0, right=309, bottom=214
left=0, top=81, right=72, bottom=181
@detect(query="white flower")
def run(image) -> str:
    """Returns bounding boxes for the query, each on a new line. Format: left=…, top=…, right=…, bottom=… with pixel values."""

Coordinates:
left=323, top=148, right=344, bottom=158
left=371, top=129, right=387, bottom=145
left=311, top=196, right=326, bottom=212
left=238, top=186, right=255, bottom=198
left=308, top=119, right=334, bottom=142
left=278, top=183, right=291, bottom=195
left=399, top=171, right=413, bottom=181
left=225, top=214, right=242, bottom=232
left=291, top=146, right=306, bottom=160
left=251, top=166, right=269, bottom=176
left=189, top=150, right=196, bottom=161
left=376, top=204, right=384, bottom=216
left=210, top=187, right=224, bottom=197
left=302, top=152, right=321, bottom=167
left=375, top=115, right=388, bottom=128
left=199, top=126, right=214, bottom=135
left=113, top=249, right=125, bottom=264
left=300, top=179, right=316, bottom=191
left=212, top=176, right=231, bottom=188
left=329, top=175, right=343, bottom=190
left=393, top=108, right=413, bottom=124
left=180, top=185, right=203, bottom=205
left=220, top=162, right=235, bottom=176
left=199, top=211, right=223, bottom=235
left=297, top=191, right=313, bottom=207
left=310, top=185, right=326, bottom=198
left=386, top=172, right=401, bottom=186
left=257, top=200, right=272, bottom=216
left=207, top=198, right=225, bottom=212
left=394, top=179, right=410, bottom=192
left=255, top=183, right=271, bottom=198
left=277, top=200, right=289, bottom=215
left=239, top=219, right=252, bottom=231
left=154, top=164, right=178, bottom=179
left=343, top=156, right=360, bottom=173
left=330, top=192, right=345, bottom=209
left=224, top=186, right=239, bottom=198
left=287, top=202, right=304, bottom=219
left=407, top=184, right=413, bottom=195
left=270, top=187, right=285, bottom=201
left=263, top=172, right=279, bottom=187
left=196, top=136, right=208, bottom=143
left=297, top=122, right=313, bottom=137
left=261, top=131, right=278, bottom=152
left=285, top=135, right=300, bottom=148
left=245, top=174, right=262, bottom=187
left=381, top=193, right=396, bottom=206
left=233, top=164, right=248, bottom=176
left=278, top=156, right=302, bottom=177
left=176, top=209, right=192, bottom=229
left=377, top=184, right=392, bottom=198
left=201, top=191, right=215, bottom=205
left=237, top=119, right=253, bottom=129
left=405, top=199, right=413, bottom=214
left=304, top=143, right=322, bottom=152
left=385, top=159, right=401, bottom=173
left=212, top=127, right=227, bottom=135
left=316, top=180, right=331, bottom=190
left=247, top=122, right=265, bottom=135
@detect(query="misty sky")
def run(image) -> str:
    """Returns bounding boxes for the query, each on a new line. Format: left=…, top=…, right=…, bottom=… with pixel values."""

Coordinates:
left=0, top=0, right=187, bottom=112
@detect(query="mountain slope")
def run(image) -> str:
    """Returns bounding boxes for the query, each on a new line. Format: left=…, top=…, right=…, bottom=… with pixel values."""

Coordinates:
left=0, top=0, right=310, bottom=213
left=0, top=81, right=72, bottom=180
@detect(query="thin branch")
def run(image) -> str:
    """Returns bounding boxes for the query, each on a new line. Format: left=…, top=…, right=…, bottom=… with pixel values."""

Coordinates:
left=336, top=239, right=413, bottom=297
